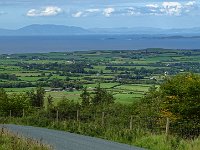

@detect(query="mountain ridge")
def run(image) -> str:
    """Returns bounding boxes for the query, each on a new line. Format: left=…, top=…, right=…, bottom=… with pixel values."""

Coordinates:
left=0, top=24, right=200, bottom=36
left=0, top=24, right=91, bottom=36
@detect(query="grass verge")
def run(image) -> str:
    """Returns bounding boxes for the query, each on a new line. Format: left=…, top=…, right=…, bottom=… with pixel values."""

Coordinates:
left=134, top=134, right=200, bottom=150
left=0, top=128, right=51, bottom=150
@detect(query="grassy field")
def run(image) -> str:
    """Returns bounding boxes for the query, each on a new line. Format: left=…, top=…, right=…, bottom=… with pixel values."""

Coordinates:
left=5, top=87, right=36, bottom=93
left=46, top=91, right=81, bottom=103
left=114, top=84, right=151, bottom=92
left=1, top=49, right=200, bottom=104
left=114, top=93, right=142, bottom=103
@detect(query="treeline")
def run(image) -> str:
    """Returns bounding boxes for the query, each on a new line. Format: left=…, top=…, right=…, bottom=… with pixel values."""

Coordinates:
left=0, top=81, right=33, bottom=88
left=106, top=66, right=178, bottom=76
left=0, top=73, right=18, bottom=81
left=18, top=62, right=92, bottom=73
left=0, top=84, right=114, bottom=117
left=0, top=87, right=45, bottom=116
left=106, top=61, right=200, bottom=75
left=0, top=78, right=83, bottom=89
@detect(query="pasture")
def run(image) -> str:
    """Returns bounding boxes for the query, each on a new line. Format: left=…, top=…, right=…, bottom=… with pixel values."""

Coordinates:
left=1, top=49, right=200, bottom=104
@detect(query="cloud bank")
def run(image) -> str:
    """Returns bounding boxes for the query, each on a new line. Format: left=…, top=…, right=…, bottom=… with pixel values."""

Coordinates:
left=27, top=6, right=62, bottom=17
left=71, top=1, right=199, bottom=17
left=25, top=1, right=199, bottom=18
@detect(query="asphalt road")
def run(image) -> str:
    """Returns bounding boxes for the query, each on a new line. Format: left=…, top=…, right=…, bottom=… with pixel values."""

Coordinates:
left=0, top=124, right=145, bottom=150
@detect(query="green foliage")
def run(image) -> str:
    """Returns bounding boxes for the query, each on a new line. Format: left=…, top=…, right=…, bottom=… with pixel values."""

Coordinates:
left=7, top=93, right=30, bottom=116
left=0, top=88, right=30, bottom=117
left=135, top=134, right=179, bottom=150
left=80, top=87, right=90, bottom=107
left=1, top=73, right=200, bottom=149
left=138, top=88, right=162, bottom=118
left=134, top=134, right=200, bottom=150
left=0, top=88, right=8, bottom=115
left=91, top=84, right=115, bottom=106
left=54, top=98, right=80, bottom=119
left=27, top=87, right=45, bottom=108
left=141, top=73, right=200, bottom=137
left=181, top=137, right=200, bottom=150
left=47, top=94, right=53, bottom=110
left=160, top=73, right=200, bottom=137
left=0, top=73, right=18, bottom=81
left=160, top=73, right=200, bottom=120
left=50, top=78, right=64, bottom=88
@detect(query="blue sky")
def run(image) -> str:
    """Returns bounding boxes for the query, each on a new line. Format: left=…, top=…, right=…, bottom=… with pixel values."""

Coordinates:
left=0, top=0, right=199, bottom=29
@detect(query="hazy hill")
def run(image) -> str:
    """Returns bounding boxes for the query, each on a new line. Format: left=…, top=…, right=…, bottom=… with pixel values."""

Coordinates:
left=0, top=24, right=91, bottom=36
left=0, top=24, right=200, bottom=36
left=89, top=27, right=200, bottom=35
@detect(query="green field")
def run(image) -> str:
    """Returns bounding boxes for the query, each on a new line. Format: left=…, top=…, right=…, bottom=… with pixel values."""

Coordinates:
left=1, top=49, right=200, bottom=104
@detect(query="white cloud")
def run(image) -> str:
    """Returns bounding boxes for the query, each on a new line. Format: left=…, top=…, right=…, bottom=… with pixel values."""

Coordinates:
left=69, top=1, right=199, bottom=18
left=85, top=9, right=100, bottom=13
left=27, top=9, right=37, bottom=17
left=72, top=11, right=83, bottom=17
left=72, top=8, right=114, bottom=18
left=185, top=1, right=196, bottom=6
left=103, top=7, right=115, bottom=17
left=124, top=7, right=141, bottom=16
left=27, top=6, right=62, bottom=17
left=161, top=2, right=182, bottom=16
left=72, top=8, right=100, bottom=18
left=145, top=4, right=160, bottom=14
left=135, top=1, right=199, bottom=16
left=146, top=4, right=159, bottom=8
left=184, top=1, right=197, bottom=13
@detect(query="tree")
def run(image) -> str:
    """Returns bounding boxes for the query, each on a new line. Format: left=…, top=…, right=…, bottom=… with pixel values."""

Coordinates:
left=47, top=94, right=53, bottom=110
left=80, top=87, right=90, bottom=107
left=0, top=88, right=30, bottom=117
left=0, top=88, right=9, bottom=115
left=160, top=73, right=200, bottom=121
left=91, top=84, right=115, bottom=106
left=55, top=98, right=80, bottom=120
left=27, top=87, right=45, bottom=108
left=8, top=93, right=30, bottom=116
left=50, top=78, right=64, bottom=88
left=142, top=73, right=200, bottom=137
left=138, top=86, right=162, bottom=119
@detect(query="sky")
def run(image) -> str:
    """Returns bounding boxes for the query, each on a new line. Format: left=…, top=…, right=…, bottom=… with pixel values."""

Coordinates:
left=0, top=0, right=200, bottom=29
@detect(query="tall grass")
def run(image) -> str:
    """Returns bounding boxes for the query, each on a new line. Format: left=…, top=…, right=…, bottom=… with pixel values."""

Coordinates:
left=0, top=128, right=51, bottom=150
left=134, top=134, right=200, bottom=150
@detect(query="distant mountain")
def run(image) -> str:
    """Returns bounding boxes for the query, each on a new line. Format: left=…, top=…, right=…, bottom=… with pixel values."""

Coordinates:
left=166, top=27, right=200, bottom=35
left=0, top=24, right=91, bottom=36
left=89, top=27, right=200, bottom=35
left=89, top=27, right=164, bottom=34
left=0, top=24, right=200, bottom=36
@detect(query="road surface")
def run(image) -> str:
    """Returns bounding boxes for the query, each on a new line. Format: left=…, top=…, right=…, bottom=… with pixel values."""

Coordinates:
left=0, top=124, right=145, bottom=150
